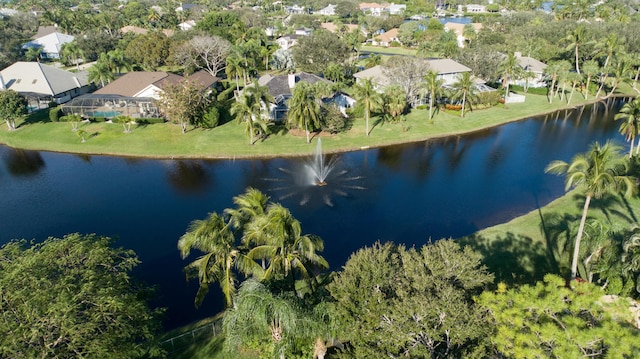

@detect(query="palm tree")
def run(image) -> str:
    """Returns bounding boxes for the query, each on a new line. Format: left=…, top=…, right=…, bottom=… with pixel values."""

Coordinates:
left=545, top=141, right=636, bottom=280
left=178, top=212, right=261, bottom=307
left=622, top=226, right=640, bottom=291
left=553, top=60, right=572, bottom=102
left=581, top=60, right=600, bottom=100
left=564, top=24, right=586, bottom=74
left=353, top=78, right=383, bottom=136
left=364, top=53, right=382, bottom=69
left=225, top=187, right=269, bottom=234
left=423, top=70, right=444, bottom=122
left=226, top=53, right=244, bottom=94
left=245, top=203, right=329, bottom=289
left=614, top=98, right=640, bottom=157
left=231, top=97, right=260, bottom=145
left=498, top=53, right=523, bottom=101
left=593, top=33, right=622, bottom=79
left=87, top=61, right=114, bottom=87
left=565, top=71, right=582, bottom=104
left=383, top=85, right=406, bottom=120
left=608, top=55, right=633, bottom=97
left=60, top=41, right=84, bottom=71
left=287, top=82, right=321, bottom=144
left=106, top=49, right=132, bottom=75
left=450, top=72, right=478, bottom=118
left=544, top=61, right=563, bottom=104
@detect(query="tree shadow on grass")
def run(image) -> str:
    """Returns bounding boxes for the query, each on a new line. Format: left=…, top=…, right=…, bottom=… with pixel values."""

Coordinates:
left=460, top=232, right=554, bottom=286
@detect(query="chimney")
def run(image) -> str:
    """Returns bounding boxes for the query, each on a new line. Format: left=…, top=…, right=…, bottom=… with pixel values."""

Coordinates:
left=0, top=75, right=4, bottom=89
left=288, top=73, right=296, bottom=89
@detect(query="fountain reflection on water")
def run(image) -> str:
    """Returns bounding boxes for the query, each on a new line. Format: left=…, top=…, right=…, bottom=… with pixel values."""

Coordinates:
left=265, top=139, right=366, bottom=206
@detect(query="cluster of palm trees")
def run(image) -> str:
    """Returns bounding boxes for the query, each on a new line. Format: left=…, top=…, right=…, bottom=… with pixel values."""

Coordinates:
left=178, top=188, right=328, bottom=308
left=85, top=49, right=133, bottom=87
left=544, top=32, right=639, bottom=104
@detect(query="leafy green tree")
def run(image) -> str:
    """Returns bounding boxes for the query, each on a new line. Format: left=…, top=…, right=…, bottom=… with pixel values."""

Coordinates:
left=114, top=115, right=134, bottom=133
left=423, top=70, right=444, bottom=122
left=24, top=46, right=42, bottom=62
left=353, top=78, right=383, bottom=136
left=615, top=98, right=640, bottom=157
left=75, top=30, right=118, bottom=62
left=328, top=240, right=494, bottom=358
left=0, top=234, right=164, bottom=358
left=195, top=11, right=243, bottom=42
left=479, top=274, right=640, bottom=358
left=546, top=141, right=636, bottom=280
left=0, top=89, right=27, bottom=130
left=156, top=79, right=211, bottom=133
left=124, top=32, right=170, bottom=71
left=287, top=82, right=321, bottom=143
left=450, top=72, right=478, bottom=117
left=364, top=53, right=381, bottom=69
left=293, top=30, right=351, bottom=73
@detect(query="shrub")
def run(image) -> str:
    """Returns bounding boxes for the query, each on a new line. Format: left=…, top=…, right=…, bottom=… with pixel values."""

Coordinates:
left=49, top=107, right=62, bottom=122
left=476, top=91, right=501, bottom=106
left=320, top=103, right=352, bottom=134
left=136, top=118, right=165, bottom=124
left=201, top=106, right=219, bottom=128
left=91, top=117, right=107, bottom=123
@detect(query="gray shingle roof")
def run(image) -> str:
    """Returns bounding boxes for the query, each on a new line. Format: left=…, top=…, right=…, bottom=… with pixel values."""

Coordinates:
left=257, top=72, right=330, bottom=101
left=0, top=61, right=88, bottom=96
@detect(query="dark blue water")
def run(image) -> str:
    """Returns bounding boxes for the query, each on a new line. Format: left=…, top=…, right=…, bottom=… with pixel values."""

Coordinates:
left=0, top=100, right=626, bottom=329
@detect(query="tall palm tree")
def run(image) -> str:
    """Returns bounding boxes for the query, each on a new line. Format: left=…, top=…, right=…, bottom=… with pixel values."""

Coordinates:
left=353, top=78, right=383, bottom=136
left=608, top=55, right=633, bottom=97
left=593, top=33, right=622, bottom=79
left=545, top=141, right=636, bottom=280
left=225, top=187, right=269, bottom=234
left=106, top=49, right=132, bottom=75
left=622, top=226, right=640, bottom=292
left=498, top=53, right=523, bottom=101
left=614, top=98, right=640, bottom=157
left=423, top=70, right=444, bottom=122
left=566, top=71, right=582, bottom=104
left=226, top=53, right=244, bottom=94
left=287, top=82, right=321, bottom=144
left=178, top=212, right=262, bottom=307
left=581, top=60, right=600, bottom=100
left=245, top=204, right=329, bottom=289
left=450, top=72, right=478, bottom=118
left=564, top=24, right=586, bottom=74
left=232, top=96, right=261, bottom=145
left=544, top=61, right=563, bottom=104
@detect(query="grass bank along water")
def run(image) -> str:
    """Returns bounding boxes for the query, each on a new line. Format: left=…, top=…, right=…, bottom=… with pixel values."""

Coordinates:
left=0, top=93, right=627, bottom=160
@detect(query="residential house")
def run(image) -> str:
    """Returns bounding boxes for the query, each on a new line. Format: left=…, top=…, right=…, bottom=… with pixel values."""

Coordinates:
left=22, top=31, right=74, bottom=59
left=443, top=22, right=483, bottom=47
left=320, top=23, right=367, bottom=37
left=315, top=4, right=336, bottom=15
left=463, top=4, right=487, bottom=13
left=178, top=20, right=196, bottom=31
left=514, top=52, right=547, bottom=88
left=295, top=27, right=312, bottom=36
left=359, top=2, right=388, bottom=16
left=63, top=70, right=218, bottom=118
left=257, top=72, right=353, bottom=121
left=389, top=3, right=406, bottom=15
left=285, top=4, right=307, bottom=14
left=353, top=59, right=491, bottom=106
left=265, top=26, right=278, bottom=37
left=0, top=61, right=91, bottom=108
left=372, top=28, right=400, bottom=47
left=276, top=34, right=304, bottom=50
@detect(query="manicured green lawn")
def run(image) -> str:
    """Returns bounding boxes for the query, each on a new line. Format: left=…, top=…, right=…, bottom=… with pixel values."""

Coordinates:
left=0, top=93, right=601, bottom=159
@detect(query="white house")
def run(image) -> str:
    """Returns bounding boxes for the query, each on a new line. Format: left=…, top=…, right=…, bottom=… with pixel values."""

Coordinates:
left=315, top=4, right=336, bottom=15
left=359, top=2, right=388, bottom=16
left=178, top=20, right=196, bottom=31
left=275, top=34, right=304, bottom=50
left=443, top=22, right=483, bottom=47
left=0, top=61, right=91, bottom=107
left=462, top=4, right=487, bottom=12
left=514, top=52, right=548, bottom=88
left=389, top=3, right=406, bottom=15
left=22, top=31, right=74, bottom=59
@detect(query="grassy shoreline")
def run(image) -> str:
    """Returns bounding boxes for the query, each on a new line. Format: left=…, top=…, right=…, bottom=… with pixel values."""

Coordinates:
left=0, top=93, right=625, bottom=160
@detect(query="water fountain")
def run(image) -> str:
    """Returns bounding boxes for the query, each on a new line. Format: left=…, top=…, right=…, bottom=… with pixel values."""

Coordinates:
left=264, top=138, right=365, bottom=206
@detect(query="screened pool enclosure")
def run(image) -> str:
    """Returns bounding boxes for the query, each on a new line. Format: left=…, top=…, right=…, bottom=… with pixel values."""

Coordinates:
left=61, top=94, right=160, bottom=119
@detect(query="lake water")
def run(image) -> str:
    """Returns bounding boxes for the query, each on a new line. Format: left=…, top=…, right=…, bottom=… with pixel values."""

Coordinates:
left=0, top=99, right=627, bottom=329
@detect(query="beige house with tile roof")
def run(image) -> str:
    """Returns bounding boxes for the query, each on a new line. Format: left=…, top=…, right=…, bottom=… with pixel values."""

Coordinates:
left=372, top=28, right=400, bottom=47
left=443, top=22, right=483, bottom=47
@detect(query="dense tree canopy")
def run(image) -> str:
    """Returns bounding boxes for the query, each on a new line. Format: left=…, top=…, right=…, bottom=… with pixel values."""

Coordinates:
left=292, top=30, right=351, bottom=73
left=0, top=89, right=27, bottom=131
left=0, top=234, right=164, bottom=358
left=328, top=240, right=495, bottom=358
